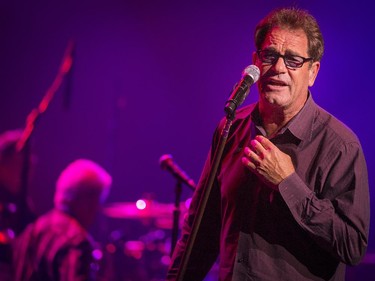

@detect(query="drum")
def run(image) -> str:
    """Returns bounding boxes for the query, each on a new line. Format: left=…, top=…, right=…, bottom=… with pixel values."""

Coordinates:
left=102, top=229, right=170, bottom=281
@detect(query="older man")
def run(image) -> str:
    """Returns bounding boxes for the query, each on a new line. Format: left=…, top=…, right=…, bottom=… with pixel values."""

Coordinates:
left=13, top=159, right=112, bottom=281
left=167, top=7, right=370, bottom=281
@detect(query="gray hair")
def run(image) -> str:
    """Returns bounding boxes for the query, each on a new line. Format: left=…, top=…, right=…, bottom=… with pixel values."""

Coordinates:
left=54, top=159, right=112, bottom=210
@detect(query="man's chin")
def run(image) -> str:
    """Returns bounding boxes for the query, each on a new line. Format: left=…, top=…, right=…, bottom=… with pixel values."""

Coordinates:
left=262, top=91, right=286, bottom=104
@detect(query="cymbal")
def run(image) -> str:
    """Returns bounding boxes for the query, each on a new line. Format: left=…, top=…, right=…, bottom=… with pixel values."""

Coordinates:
left=103, top=200, right=186, bottom=220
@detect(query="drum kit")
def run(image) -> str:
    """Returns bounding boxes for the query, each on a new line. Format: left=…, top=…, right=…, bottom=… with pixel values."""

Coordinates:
left=98, top=155, right=219, bottom=280
left=103, top=199, right=189, bottom=229
left=100, top=198, right=190, bottom=281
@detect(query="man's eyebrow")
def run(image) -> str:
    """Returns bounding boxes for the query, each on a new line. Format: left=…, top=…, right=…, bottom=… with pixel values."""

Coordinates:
left=262, top=47, right=277, bottom=52
left=261, top=47, right=306, bottom=57
left=284, top=49, right=305, bottom=57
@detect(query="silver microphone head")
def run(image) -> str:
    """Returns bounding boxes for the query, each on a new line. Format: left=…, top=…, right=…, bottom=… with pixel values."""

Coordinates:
left=242, top=64, right=260, bottom=83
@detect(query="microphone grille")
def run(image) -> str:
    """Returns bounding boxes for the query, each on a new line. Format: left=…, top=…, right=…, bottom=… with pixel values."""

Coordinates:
left=243, top=65, right=260, bottom=83
left=159, top=154, right=172, bottom=168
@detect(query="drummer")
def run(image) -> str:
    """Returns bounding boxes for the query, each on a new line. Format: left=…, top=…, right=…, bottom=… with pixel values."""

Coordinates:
left=0, top=129, right=36, bottom=281
left=12, top=159, right=112, bottom=281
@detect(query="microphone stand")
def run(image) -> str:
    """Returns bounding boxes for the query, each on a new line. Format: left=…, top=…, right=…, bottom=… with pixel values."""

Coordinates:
left=175, top=111, right=235, bottom=281
left=171, top=179, right=183, bottom=256
left=16, top=40, right=75, bottom=225
left=16, top=39, right=75, bottom=152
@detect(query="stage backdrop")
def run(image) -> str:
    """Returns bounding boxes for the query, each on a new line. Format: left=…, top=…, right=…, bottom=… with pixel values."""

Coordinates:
left=1, top=0, right=374, bottom=275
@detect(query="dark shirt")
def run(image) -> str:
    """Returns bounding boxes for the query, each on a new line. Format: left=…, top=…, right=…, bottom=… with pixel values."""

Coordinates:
left=167, top=94, right=370, bottom=281
left=0, top=186, right=35, bottom=276
left=12, top=209, right=97, bottom=281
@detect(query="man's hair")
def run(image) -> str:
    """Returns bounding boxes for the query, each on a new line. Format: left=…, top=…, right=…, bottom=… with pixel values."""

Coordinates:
left=0, top=129, right=23, bottom=163
left=54, top=159, right=112, bottom=210
left=254, top=7, right=324, bottom=62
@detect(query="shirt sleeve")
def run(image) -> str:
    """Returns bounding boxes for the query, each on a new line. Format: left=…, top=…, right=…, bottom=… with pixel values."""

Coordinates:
left=58, top=240, right=96, bottom=281
left=279, top=141, right=370, bottom=265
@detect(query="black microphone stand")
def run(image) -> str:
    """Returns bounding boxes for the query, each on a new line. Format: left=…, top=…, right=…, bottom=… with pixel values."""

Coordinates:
left=175, top=111, right=235, bottom=280
left=171, top=179, right=183, bottom=256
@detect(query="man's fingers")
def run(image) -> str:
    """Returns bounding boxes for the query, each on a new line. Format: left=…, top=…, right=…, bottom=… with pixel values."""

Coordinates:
left=255, top=135, right=274, bottom=151
left=244, top=147, right=261, bottom=167
left=242, top=156, right=257, bottom=170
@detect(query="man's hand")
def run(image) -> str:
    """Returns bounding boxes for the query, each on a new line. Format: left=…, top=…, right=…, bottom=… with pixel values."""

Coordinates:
left=241, top=135, right=295, bottom=189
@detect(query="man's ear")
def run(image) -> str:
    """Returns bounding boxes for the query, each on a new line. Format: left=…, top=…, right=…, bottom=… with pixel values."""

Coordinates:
left=309, top=61, right=320, bottom=87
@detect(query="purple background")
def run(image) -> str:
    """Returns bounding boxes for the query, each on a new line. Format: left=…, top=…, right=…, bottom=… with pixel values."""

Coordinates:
left=1, top=0, right=374, bottom=265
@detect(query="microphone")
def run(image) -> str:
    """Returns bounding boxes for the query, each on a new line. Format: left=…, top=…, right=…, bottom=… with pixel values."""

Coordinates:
left=159, top=154, right=196, bottom=190
left=224, top=65, right=260, bottom=116
left=63, top=39, right=75, bottom=110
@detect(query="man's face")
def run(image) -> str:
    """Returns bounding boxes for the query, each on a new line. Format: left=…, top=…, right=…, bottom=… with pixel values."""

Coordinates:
left=253, top=26, right=320, bottom=112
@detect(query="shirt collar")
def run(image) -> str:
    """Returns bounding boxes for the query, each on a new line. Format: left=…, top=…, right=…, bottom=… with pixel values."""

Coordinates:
left=250, top=91, right=316, bottom=142
left=287, top=91, right=316, bottom=142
